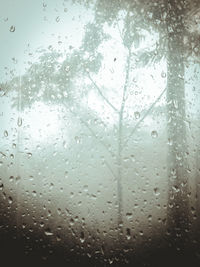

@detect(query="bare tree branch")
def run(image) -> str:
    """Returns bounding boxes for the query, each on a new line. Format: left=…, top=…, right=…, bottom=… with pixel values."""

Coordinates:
left=120, top=47, right=132, bottom=112
left=86, top=72, right=118, bottom=113
left=105, top=160, right=117, bottom=180
left=116, top=20, right=123, bottom=43
left=63, top=102, right=115, bottom=158
left=123, top=87, right=167, bottom=149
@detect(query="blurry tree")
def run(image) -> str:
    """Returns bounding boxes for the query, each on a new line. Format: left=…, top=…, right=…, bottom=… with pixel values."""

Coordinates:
left=134, top=0, right=200, bottom=249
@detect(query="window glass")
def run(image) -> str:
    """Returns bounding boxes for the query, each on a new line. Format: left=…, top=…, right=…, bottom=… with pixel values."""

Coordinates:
left=0, top=0, right=200, bottom=266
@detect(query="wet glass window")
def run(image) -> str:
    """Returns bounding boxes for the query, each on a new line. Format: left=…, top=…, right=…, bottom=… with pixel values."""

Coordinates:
left=0, top=0, right=200, bottom=266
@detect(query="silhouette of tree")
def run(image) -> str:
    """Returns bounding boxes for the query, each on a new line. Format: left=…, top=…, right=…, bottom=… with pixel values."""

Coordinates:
left=130, top=0, right=200, bottom=249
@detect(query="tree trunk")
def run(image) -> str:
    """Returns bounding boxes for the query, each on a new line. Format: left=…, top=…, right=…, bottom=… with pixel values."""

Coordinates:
left=166, top=0, right=189, bottom=250
left=117, top=112, right=123, bottom=237
left=117, top=46, right=131, bottom=241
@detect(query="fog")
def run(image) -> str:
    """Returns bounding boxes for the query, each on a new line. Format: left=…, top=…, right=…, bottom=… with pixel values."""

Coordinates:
left=0, top=0, right=200, bottom=266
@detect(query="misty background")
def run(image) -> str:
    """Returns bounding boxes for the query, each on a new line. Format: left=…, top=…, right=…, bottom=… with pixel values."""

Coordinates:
left=0, top=0, right=200, bottom=266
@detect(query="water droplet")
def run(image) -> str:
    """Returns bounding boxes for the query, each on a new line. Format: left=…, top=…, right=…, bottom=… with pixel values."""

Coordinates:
left=123, top=157, right=129, bottom=163
left=154, top=187, right=160, bottom=196
left=56, top=16, right=60, bottom=22
left=134, top=111, right=140, bottom=120
left=108, top=258, right=114, bottom=264
left=83, top=185, right=88, bottom=192
left=10, top=25, right=15, bottom=32
left=176, top=153, right=182, bottom=161
left=167, top=138, right=173, bottom=146
left=27, top=152, right=32, bottom=158
left=69, top=218, right=74, bottom=226
left=32, top=191, right=37, bottom=197
left=91, top=194, right=97, bottom=199
left=8, top=196, right=13, bottom=204
left=139, top=230, right=144, bottom=236
left=17, top=117, right=22, bottom=127
left=9, top=176, right=14, bottom=182
left=126, top=213, right=133, bottom=220
left=16, top=175, right=21, bottom=183
left=44, top=228, right=53, bottom=236
left=29, top=175, right=34, bottom=181
left=56, top=235, right=61, bottom=241
left=172, top=185, right=180, bottom=193
left=12, top=143, right=16, bottom=149
left=191, top=206, right=195, bottom=214
left=62, top=141, right=67, bottom=149
left=75, top=136, right=81, bottom=144
left=126, top=228, right=131, bottom=240
left=65, top=65, right=70, bottom=72
left=49, top=183, right=54, bottom=190
left=130, top=154, right=135, bottom=162
left=80, top=231, right=85, bottom=243
left=161, top=71, right=166, bottom=78
left=151, top=130, right=158, bottom=138
left=4, top=130, right=8, bottom=137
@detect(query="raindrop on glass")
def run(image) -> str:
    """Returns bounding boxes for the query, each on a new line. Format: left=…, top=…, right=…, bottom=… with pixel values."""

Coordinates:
left=126, top=213, right=133, bottom=220
left=151, top=130, right=158, bottom=138
left=8, top=196, right=13, bottom=204
left=134, top=111, right=140, bottom=120
left=126, top=228, right=131, bottom=240
left=10, top=25, right=15, bottom=32
left=17, top=117, right=22, bottom=127
left=161, top=71, right=166, bottom=78
left=12, top=143, right=16, bottom=149
left=80, top=231, right=85, bottom=243
left=75, top=136, right=81, bottom=144
left=153, top=187, right=160, bottom=196
left=44, top=228, right=53, bottom=236
left=9, top=176, right=14, bottom=182
left=27, top=152, right=32, bottom=158
left=56, top=16, right=60, bottom=22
